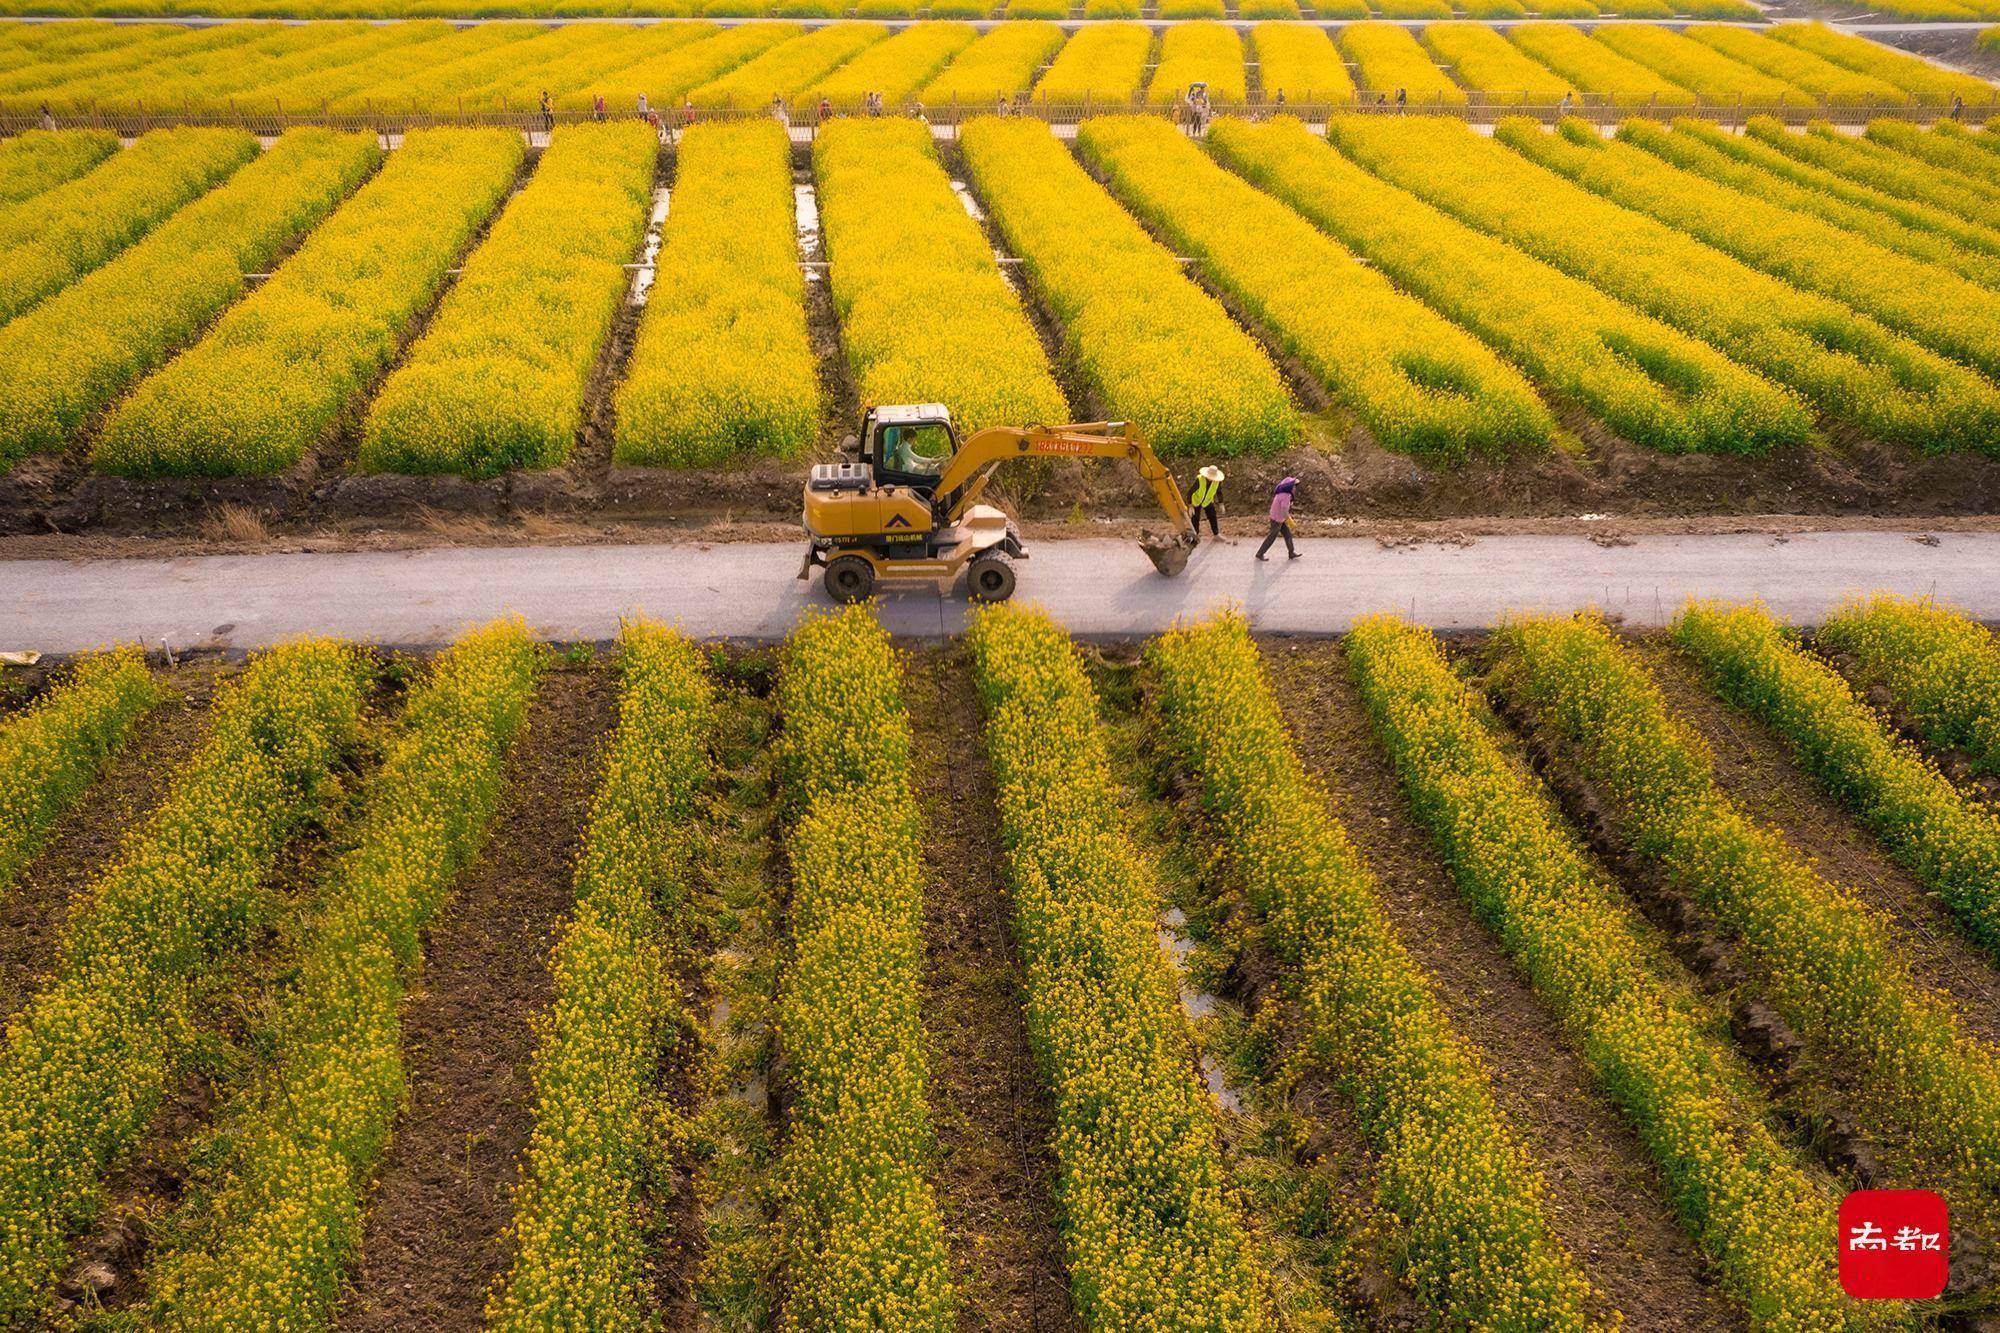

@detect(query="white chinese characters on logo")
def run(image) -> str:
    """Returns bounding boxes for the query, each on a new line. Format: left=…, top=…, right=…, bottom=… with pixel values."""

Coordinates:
left=1847, top=1222, right=1942, bottom=1253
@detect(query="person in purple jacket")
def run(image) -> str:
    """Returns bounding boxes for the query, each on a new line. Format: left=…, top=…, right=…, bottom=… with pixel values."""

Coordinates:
left=1256, top=476, right=1301, bottom=561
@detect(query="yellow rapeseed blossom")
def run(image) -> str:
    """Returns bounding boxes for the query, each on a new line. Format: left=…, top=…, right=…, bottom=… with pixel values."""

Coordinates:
left=1421, top=21, right=1567, bottom=103
left=0, top=126, right=117, bottom=206
left=1337, top=22, right=1467, bottom=103
left=94, top=127, right=524, bottom=478
left=570, top=24, right=795, bottom=113
left=1623, top=120, right=2000, bottom=290
left=805, top=20, right=976, bottom=107
left=0, top=129, right=379, bottom=471
left=1209, top=116, right=1812, bottom=455
left=1500, top=118, right=2000, bottom=383
left=774, top=609, right=956, bottom=1328
left=1032, top=22, right=1150, bottom=102
left=1768, top=22, right=1993, bottom=102
left=1333, top=613, right=1860, bottom=1329
left=918, top=21, right=1065, bottom=104
left=1819, top=594, right=2000, bottom=778
left=1080, top=115, right=1554, bottom=462
left=144, top=621, right=540, bottom=1329
left=1504, top=22, right=1694, bottom=105
left=1675, top=601, right=2000, bottom=960
left=0, top=648, right=158, bottom=894
left=688, top=22, right=886, bottom=109
left=1145, top=613, right=1603, bottom=1330
left=958, top=116, right=1296, bottom=456
left=1327, top=115, right=2000, bottom=454
left=0, top=639, right=368, bottom=1320
left=360, top=121, right=657, bottom=477
left=815, top=118, right=1067, bottom=431
left=1682, top=26, right=1903, bottom=103
left=490, top=623, right=713, bottom=1330
left=967, top=605, right=1270, bottom=1330
left=1745, top=117, right=2000, bottom=221
left=615, top=119, right=819, bottom=466
left=1494, top=612, right=2000, bottom=1188
left=1251, top=22, right=1354, bottom=101
left=0, top=126, right=256, bottom=325
left=1591, top=25, right=1803, bottom=102
left=1144, top=20, right=1246, bottom=104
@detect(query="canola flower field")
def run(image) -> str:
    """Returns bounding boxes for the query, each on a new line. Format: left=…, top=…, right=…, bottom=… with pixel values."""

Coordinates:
left=3, top=593, right=1999, bottom=1326
left=0, top=16, right=1995, bottom=498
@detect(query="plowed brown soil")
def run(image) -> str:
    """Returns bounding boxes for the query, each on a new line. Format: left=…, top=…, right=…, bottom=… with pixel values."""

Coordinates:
left=1635, top=639, right=2000, bottom=1050
left=1261, top=640, right=1743, bottom=1331
left=336, top=663, right=614, bottom=1332
left=904, top=647, right=1078, bottom=1333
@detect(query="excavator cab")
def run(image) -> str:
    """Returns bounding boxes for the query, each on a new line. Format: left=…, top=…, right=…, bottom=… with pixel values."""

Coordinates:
left=803, top=407, right=1197, bottom=605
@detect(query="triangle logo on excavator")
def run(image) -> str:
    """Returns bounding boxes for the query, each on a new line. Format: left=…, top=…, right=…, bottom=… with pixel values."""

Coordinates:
left=885, top=514, right=912, bottom=529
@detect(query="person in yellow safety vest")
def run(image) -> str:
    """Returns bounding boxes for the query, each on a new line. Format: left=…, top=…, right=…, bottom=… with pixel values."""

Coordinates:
left=1188, top=464, right=1224, bottom=539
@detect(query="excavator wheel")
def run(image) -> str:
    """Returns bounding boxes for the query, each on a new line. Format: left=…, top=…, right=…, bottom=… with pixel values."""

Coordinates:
left=966, top=554, right=1017, bottom=603
left=823, top=555, right=876, bottom=604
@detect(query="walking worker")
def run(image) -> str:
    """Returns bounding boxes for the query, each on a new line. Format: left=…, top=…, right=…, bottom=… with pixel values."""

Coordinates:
left=1256, top=476, right=1301, bottom=561
left=1188, top=465, right=1223, bottom=538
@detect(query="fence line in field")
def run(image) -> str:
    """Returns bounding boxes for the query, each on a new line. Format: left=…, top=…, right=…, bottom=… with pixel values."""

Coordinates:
left=1, top=85, right=1991, bottom=137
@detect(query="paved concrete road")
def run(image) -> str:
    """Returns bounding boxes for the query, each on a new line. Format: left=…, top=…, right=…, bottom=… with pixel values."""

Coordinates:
left=3, top=530, right=1995, bottom=653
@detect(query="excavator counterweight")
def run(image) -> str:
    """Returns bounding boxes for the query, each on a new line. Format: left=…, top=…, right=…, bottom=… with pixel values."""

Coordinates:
left=800, top=406, right=1198, bottom=603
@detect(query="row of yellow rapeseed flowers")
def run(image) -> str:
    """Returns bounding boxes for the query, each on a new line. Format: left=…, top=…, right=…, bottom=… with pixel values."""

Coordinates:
left=0, top=648, right=158, bottom=894
left=0, top=640, right=368, bottom=1319
left=1870, top=118, right=2000, bottom=190
left=360, top=121, right=656, bottom=477
left=0, top=125, right=115, bottom=205
left=0, top=126, right=255, bottom=325
left=1251, top=22, right=1353, bottom=101
left=1079, top=115, right=1554, bottom=462
left=1748, top=119, right=2000, bottom=221
left=1328, top=115, right=2000, bottom=455
left=142, top=621, right=540, bottom=1328
left=0, top=129, right=380, bottom=472
left=0, top=21, right=258, bottom=99
left=1031, top=22, right=1149, bottom=101
left=1145, top=613, right=1600, bottom=1330
left=487, top=624, right=714, bottom=1330
left=1593, top=24, right=1798, bottom=102
left=1675, top=601, right=2000, bottom=961
left=806, top=20, right=975, bottom=105
left=917, top=20, right=1062, bottom=103
left=574, top=22, right=793, bottom=112
left=1338, top=21, right=1466, bottom=101
left=615, top=119, right=820, bottom=467
left=957, top=117, right=1297, bottom=457
left=1209, top=116, right=1812, bottom=455
left=1685, top=26, right=1901, bottom=102
left=1772, top=22, right=1994, bottom=102
left=1503, top=119, right=2000, bottom=384
left=92, top=127, right=524, bottom=478
left=774, top=608, right=956, bottom=1327
left=1505, top=21, right=1693, bottom=104
left=1818, top=595, right=2000, bottom=778
left=1491, top=612, right=2000, bottom=1188
left=689, top=22, right=885, bottom=109
left=1419, top=22, right=1568, bottom=103
left=815, top=117, right=1067, bottom=431
left=1340, top=614, right=1861, bottom=1330
left=102, top=20, right=445, bottom=114
left=238, top=24, right=529, bottom=114
left=1145, top=20, right=1245, bottom=104
left=966, top=604, right=1270, bottom=1330
left=1627, top=120, right=2000, bottom=289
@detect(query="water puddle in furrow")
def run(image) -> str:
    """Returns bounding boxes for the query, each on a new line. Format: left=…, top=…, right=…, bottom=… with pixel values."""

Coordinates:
left=629, top=185, right=670, bottom=307
left=1157, top=906, right=1243, bottom=1114
left=795, top=180, right=823, bottom=283
left=951, top=177, right=1026, bottom=293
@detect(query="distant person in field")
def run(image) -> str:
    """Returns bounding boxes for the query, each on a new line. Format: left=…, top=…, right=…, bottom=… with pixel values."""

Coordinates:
left=637, top=91, right=649, bottom=118
left=1188, top=465, right=1224, bottom=539
left=1395, top=87, right=1407, bottom=110
left=772, top=94, right=790, bottom=128
left=1952, top=93, right=1964, bottom=120
left=996, top=92, right=1010, bottom=117
left=538, top=90, right=553, bottom=134
left=1559, top=90, right=1573, bottom=113
left=39, top=102, right=55, bottom=132
left=1273, top=87, right=1286, bottom=110
left=593, top=92, right=607, bottom=122
left=818, top=95, right=832, bottom=122
left=1256, top=477, right=1300, bottom=562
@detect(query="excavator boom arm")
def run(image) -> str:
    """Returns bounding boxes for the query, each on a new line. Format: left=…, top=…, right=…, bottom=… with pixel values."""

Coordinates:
left=935, top=422, right=1195, bottom=535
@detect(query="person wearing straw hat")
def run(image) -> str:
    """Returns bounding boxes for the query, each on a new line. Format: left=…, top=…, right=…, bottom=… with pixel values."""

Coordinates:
left=1188, top=464, right=1224, bottom=540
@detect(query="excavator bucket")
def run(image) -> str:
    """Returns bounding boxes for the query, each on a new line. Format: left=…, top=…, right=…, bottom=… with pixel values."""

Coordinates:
left=1140, top=531, right=1195, bottom=577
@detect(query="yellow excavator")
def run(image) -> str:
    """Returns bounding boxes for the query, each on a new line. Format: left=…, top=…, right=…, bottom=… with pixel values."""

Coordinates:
left=799, top=404, right=1198, bottom=603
